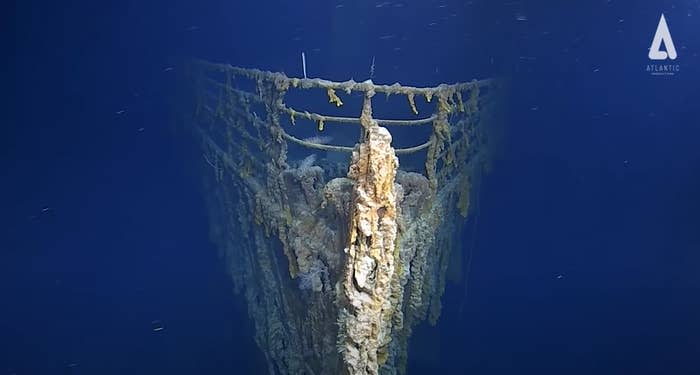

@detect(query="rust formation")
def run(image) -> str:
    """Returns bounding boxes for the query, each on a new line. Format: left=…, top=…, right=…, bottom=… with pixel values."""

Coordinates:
left=184, top=59, right=499, bottom=375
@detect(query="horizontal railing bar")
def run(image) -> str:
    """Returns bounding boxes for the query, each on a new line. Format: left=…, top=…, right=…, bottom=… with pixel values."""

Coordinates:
left=193, top=59, right=492, bottom=96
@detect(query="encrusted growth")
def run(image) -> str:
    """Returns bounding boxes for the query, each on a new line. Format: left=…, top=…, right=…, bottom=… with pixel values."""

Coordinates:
left=328, top=88, right=344, bottom=107
left=340, top=124, right=399, bottom=375
left=185, top=59, right=498, bottom=375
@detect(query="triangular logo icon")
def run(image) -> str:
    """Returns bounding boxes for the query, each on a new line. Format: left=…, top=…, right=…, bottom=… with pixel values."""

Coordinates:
left=649, top=14, right=677, bottom=60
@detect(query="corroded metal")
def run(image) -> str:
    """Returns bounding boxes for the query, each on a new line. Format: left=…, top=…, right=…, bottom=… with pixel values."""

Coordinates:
left=185, top=59, right=498, bottom=375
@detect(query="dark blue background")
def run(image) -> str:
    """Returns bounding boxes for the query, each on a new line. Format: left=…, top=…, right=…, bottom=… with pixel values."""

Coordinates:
left=5, top=1, right=699, bottom=374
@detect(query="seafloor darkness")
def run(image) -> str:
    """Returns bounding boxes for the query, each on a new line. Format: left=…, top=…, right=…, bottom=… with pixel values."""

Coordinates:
left=4, top=1, right=700, bottom=374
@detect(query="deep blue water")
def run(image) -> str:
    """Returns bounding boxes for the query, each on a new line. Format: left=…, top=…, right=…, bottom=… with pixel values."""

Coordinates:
left=5, top=0, right=700, bottom=374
